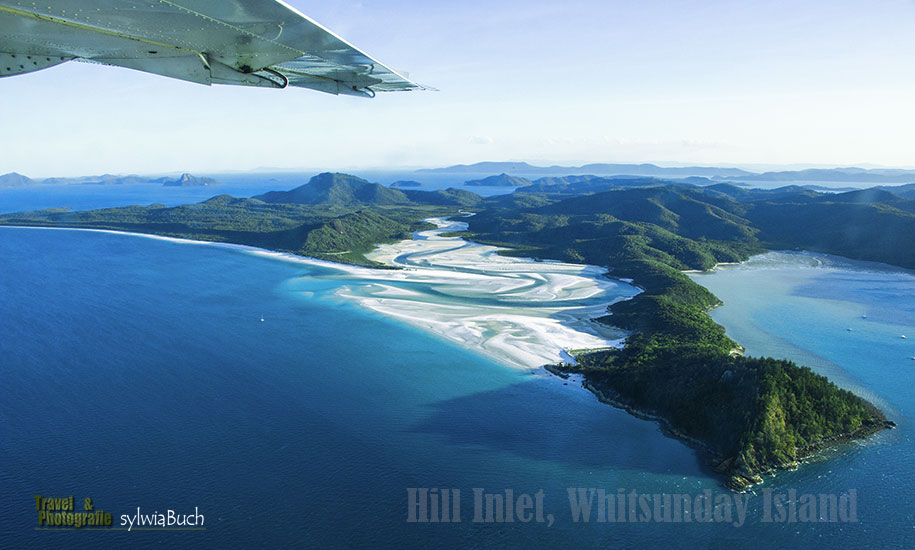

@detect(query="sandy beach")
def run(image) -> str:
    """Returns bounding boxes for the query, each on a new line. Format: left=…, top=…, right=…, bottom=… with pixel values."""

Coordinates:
left=12, top=222, right=640, bottom=370
left=316, top=218, right=639, bottom=369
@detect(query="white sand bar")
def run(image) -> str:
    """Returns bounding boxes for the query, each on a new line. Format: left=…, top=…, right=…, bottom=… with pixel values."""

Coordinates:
left=312, top=218, right=640, bottom=370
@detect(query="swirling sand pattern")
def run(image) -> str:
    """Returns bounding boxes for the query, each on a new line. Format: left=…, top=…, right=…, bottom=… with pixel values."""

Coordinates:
left=324, top=218, right=640, bottom=369
left=10, top=223, right=639, bottom=370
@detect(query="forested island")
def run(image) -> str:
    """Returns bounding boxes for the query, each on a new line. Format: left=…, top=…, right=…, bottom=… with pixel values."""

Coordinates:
left=0, top=171, right=220, bottom=187
left=3, top=171, right=911, bottom=490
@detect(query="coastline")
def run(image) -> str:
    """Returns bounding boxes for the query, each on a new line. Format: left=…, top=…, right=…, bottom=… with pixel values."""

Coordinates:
left=563, top=249, right=904, bottom=491
left=0, top=224, right=357, bottom=271
left=331, top=217, right=638, bottom=370
left=5, top=226, right=897, bottom=492
left=681, top=261, right=742, bottom=274
left=546, top=361, right=895, bottom=491
left=1, top=223, right=636, bottom=371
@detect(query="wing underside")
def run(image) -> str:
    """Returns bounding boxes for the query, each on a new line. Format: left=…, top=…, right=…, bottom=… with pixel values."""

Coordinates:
left=0, top=0, right=423, bottom=96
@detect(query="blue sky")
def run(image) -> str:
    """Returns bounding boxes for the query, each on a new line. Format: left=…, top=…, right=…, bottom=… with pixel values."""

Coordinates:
left=3, top=0, right=915, bottom=176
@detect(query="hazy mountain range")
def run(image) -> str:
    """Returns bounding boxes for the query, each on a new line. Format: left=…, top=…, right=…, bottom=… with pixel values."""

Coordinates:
left=496, top=174, right=915, bottom=200
left=419, top=162, right=915, bottom=185
left=5, top=162, right=915, bottom=193
left=0, top=172, right=218, bottom=187
left=419, top=161, right=755, bottom=178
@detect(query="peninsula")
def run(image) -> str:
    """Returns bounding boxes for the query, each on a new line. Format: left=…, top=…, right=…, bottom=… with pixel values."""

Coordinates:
left=461, top=180, right=911, bottom=489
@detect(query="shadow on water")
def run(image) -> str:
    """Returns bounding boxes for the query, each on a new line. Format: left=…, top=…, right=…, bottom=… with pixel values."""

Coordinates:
left=408, top=378, right=705, bottom=478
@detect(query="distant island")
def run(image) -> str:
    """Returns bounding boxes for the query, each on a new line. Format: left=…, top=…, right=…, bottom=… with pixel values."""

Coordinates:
left=156, top=173, right=219, bottom=187
left=420, top=161, right=755, bottom=178
left=389, top=180, right=424, bottom=188
left=2, top=170, right=910, bottom=490
left=464, top=173, right=532, bottom=187
left=0, top=172, right=34, bottom=188
left=0, top=171, right=219, bottom=187
left=736, top=167, right=915, bottom=184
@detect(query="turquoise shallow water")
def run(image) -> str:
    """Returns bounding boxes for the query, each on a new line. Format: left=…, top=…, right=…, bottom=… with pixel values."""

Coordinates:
left=691, top=252, right=915, bottom=418
left=692, top=252, right=915, bottom=543
left=1, top=228, right=913, bottom=548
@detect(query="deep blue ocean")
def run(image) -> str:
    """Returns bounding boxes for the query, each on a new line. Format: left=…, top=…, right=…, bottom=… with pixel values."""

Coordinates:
left=1, top=189, right=913, bottom=549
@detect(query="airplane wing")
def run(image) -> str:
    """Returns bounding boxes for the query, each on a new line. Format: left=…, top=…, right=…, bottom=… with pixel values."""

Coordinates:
left=0, top=0, right=424, bottom=97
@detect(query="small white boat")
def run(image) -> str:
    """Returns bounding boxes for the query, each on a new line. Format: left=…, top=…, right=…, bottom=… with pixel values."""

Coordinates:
left=260, top=317, right=265, bottom=322
left=902, top=335, right=907, bottom=339
left=862, top=314, right=867, bottom=319
left=847, top=328, right=853, bottom=332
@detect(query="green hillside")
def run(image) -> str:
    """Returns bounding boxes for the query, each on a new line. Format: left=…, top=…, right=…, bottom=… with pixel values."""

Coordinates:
left=464, top=173, right=532, bottom=187
left=0, top=173, right=476, bottom=266
left=465, top=182, right=903, bottom=489
left=254, top=172, right=413, bottom=206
